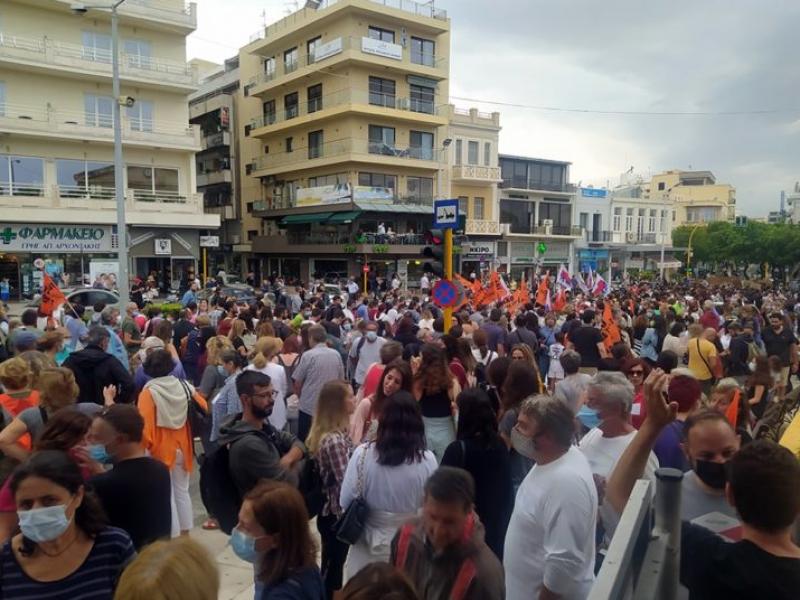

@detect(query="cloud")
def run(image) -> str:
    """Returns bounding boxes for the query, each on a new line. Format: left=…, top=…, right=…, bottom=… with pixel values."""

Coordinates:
left=187, top=0, right=800, bottom=215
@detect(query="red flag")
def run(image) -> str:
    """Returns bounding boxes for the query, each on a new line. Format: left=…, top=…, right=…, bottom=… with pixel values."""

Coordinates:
left=554, top=288, right=567, bottom=312
left=601, top=301, right=621, bottom=350
left=40, top=273, right=66, bottom=317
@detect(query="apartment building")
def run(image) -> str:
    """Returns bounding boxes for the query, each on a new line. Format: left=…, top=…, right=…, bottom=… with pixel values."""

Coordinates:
left=0, top=0, right=218, bottom=298
left=447, top=105, right=502, bottom=275
left=189, top=56, right=245, bottom=276
left=238, top=0, right=450, bottom=284
left=649, top=169, right=735, bottom=225
left=497, top=154, right=582, bottom=280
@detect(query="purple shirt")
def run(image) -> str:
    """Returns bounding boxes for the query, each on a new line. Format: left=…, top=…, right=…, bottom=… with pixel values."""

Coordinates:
left=653, top=420, right=688, bottom=471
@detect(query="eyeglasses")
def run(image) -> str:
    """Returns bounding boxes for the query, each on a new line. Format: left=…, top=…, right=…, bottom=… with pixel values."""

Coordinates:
left=628, top=370, right=644, bottom=376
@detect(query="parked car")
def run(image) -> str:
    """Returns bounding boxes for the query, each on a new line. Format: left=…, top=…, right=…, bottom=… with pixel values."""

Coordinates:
left=28, top=288, right=119, bottom=311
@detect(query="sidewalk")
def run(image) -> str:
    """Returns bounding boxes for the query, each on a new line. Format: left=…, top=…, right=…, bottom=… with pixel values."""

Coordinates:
left=190, top=526, right=256, bottom=600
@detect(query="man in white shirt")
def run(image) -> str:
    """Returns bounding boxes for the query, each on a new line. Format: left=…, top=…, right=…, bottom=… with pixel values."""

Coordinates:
left=420, top=273, right=430, bottom=293
left=346, top=277, right=359, bottom=298
left=504, top=395, right=598, bottom=600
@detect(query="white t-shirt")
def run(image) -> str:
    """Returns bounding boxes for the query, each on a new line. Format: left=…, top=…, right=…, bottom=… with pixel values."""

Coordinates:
left=245, top=362, right=287, bottom=431
left=504, top=446, right=598, bottom=600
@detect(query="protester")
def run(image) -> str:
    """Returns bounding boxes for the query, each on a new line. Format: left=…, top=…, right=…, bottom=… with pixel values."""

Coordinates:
left=568, top=309, right=607, bottom=374
left=498, top=360, right=543, bottom=489
left=687, top=323, right=719, bottom=394
left=63, top=326, right=134, bottom=405
left=413, top=344, right=460, bottom=462
left=0, top=357, right=40, bottom=453
left=340, top=562, right=419, bottom=600
left=391, top=467, right=505, bottom=600
left=350, top=359, right=412, bottom=445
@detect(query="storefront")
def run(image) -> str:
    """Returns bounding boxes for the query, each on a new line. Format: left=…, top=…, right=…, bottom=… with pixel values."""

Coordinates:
left=507, top=240, right=571, bottom=281
left=460, top=242, right=497, bottom=277
left=0, top=223, right=118, bottom=299
left=129, top=228, right=199, bottom=293
left=577, top=248, right=610, bottom=275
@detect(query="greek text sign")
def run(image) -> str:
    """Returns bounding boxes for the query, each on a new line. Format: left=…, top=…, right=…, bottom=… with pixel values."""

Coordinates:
left=0, top=224, right=114, bottom=253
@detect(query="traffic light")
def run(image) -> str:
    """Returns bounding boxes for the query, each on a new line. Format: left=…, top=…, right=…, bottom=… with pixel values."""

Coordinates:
left=423, top=228, right=445, bottom=277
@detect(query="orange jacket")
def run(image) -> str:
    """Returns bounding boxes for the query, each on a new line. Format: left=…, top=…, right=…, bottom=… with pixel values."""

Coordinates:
left=138, top=388, right=207, bottom=473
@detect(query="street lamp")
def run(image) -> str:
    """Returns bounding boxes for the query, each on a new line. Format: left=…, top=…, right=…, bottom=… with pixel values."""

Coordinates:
left=71, top=1, right=130, bottom=306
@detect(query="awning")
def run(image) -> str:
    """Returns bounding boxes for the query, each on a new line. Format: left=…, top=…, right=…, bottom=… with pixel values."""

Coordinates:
left=280, top=212, right=333, bottom=225
left=326, top=210, right=362, bottom=223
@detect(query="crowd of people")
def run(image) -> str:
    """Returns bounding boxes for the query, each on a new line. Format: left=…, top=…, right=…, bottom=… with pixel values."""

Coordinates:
left=0, top=270, right=799, bottom=599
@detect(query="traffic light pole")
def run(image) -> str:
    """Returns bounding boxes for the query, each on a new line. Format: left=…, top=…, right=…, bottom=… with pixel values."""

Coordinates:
left=443, top=228, right=453, bottom=333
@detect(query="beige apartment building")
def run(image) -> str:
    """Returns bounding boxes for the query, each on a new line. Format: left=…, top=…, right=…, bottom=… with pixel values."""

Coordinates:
left=648, top=169, right=735, bottom=225
left=0, top=0, right=218, bottom=298
left=238, top=0, right=451, bottom=284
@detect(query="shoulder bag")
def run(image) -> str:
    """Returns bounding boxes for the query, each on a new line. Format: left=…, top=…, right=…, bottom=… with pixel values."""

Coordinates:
left=335, top=443, right=370, bottom=545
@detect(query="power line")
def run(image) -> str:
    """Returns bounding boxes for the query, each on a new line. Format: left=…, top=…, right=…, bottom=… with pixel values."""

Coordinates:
left=450, top=95, right=799, bottom=117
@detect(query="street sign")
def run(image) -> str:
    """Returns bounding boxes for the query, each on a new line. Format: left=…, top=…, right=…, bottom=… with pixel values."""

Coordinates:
left=200, top=235, right=220, bottom=248
left=362, top=265, right=370, bottom=273
left=432, top=279, right=458, bottom=308
left=433, top=199, right=459, bottom=229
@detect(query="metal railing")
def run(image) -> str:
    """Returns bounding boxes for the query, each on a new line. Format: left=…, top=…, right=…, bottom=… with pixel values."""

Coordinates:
left=0, top=32, right=197, bottom=86
left=318, top=0, right=447, bottom=19
left=131, top=189, right=187, bottom=203
left=501, top=176, right=576, bottom=192
left=533, top=224, right=584, bottom=236
left=57, top=185, right=116, bottom=200
left=123, top=0, right=197, bottom=27
left=0, top=183, right=45, bottom=197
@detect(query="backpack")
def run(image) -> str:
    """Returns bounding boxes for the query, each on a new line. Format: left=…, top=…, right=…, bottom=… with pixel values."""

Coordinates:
left=199, top=440, right=244, bottom=534
left=754, top=387, right=800, bottom=443
left=348, top=336, right=367, bottom=380
left=297, top=456, right=324, bottom=519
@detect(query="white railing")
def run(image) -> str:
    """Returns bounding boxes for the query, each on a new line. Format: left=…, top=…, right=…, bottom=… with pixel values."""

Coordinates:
left=0, top=186, right=205, bottom=214
left=122, top=0, right=197, bottom=28
left=57, top=185, right=116, bottom=200
left=0, top=182, right=46, bottom=197
left=452, top=165, right=501, bottom=181
left=318, top=0, right=446, bottom=19
left=0, top=32, right=197, bottom=87
left=465, top=219, right=501, bottom=235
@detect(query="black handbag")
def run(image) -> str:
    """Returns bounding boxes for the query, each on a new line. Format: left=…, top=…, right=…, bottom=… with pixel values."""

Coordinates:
left=335, top=443, right=370, bottom=545
left=180, top=380, right=210, bottom=439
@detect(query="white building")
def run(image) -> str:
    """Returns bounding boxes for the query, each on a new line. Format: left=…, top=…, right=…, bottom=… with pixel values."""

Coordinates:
left=0, top=0, right=218, bottom=297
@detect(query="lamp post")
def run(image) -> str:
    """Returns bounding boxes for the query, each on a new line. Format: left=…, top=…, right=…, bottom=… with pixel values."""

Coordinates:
left=72, top=1, right=130, bottom=306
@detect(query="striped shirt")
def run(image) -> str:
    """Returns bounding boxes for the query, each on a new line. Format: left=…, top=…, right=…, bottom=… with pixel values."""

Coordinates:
left=0, top=527, right=135, bottom=599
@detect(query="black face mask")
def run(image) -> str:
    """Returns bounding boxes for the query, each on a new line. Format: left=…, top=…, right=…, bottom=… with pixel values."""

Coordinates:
left=694, top=459, right=728, bottom=490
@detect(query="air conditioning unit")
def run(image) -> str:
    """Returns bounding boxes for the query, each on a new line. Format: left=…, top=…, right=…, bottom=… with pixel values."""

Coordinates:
left=625, top=232, right=637, bottom=243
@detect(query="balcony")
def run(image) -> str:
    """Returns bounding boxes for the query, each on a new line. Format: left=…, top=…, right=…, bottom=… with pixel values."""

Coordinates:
left=205, top=205, right=237, bottom=220
left=0, top=33, right=198, bottom=92
left=501, top=222, right=583, bottom=238
left=586, top=230, right=665, bottom=244
left=48, top=0, right=198, bottom=33
left=197, top=170, right=232, bottom=188
left=0, top=185, right=218, bottom=227
left=465, top=219, right=501, bottom=236
left=451, top=164, right=502, bottom=185
left=201, top=131, right=231, bottom=150
left=245, top=35, right=446, bottom=98
left=253, top=231, right=426, bottom=255
left=500, top=177, right=576, bottom=194
left=0, top=103, right=200, bottom=151
left=249, top=137, right=439, bottom=176
left=246, top=89, right=447, bottom=137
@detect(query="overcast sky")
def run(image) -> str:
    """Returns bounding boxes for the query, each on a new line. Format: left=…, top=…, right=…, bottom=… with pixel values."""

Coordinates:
left=187, top=0, right=800, bottom=216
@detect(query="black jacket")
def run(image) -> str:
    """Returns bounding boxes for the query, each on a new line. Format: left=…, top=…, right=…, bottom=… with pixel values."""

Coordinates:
left=62, top=345, right=135, bottom=405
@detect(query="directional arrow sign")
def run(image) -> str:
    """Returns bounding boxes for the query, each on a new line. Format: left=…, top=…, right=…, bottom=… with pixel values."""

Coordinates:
left=433, top=199, right=459, bottom=229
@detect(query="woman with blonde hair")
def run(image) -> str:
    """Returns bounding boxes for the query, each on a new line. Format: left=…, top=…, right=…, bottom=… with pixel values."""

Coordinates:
left=197, top=335, right=234, bottom=401
left=0, top=357, right=39, bottom=454
left=245, top=336, right=287, bottom=431
left=228, top=318, right=250, bottom=358
left=306, top=380, right=354, bottom=599
left=114, top=537, right=220, bottom=600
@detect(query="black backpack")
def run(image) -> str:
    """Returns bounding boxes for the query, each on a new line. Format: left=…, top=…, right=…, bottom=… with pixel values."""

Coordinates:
left=297, top=456, right=324, bottom=519
left=199, top=435, right=253, bottom=534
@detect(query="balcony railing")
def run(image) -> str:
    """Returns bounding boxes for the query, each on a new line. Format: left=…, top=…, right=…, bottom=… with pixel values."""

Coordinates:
left=247, top=88, right=446, bottom=132
left=121, top=0, right=197, bottom=29
left=500, top=177, right=576, bottom=193
left=531, top=225, right=584, bottom=237
left=0, top=32, right=198, bottom=87
left=465, top=219, right=501, bottom=236
left=197, top=170, right=232, bottom=188
left=286, top=231, right=425, bottom=245
left=0, top=103, right=200, bottom=149
left=249, top=137, right=438, bottom=173
left=452, top=165, right=502, bottom=182
left=0, top=184, right=207, bottom=212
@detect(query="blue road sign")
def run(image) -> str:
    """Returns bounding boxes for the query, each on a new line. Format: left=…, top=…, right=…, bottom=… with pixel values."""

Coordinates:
left=432, top=279, right=458, bottom=308
left=433, top=199, right=459, bottom=229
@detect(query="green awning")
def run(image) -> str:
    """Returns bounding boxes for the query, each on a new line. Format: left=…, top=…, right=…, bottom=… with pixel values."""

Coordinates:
left=326, top=210, right=362, bottom=223
left=280, top=212, right=333, bottom=225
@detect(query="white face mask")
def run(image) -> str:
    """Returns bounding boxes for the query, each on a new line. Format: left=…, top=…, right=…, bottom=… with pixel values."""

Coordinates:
left=18, top=504, right=73, bottom=543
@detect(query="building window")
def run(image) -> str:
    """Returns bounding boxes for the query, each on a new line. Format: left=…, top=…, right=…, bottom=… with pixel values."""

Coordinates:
left=306, top=36, right=321, bottom=65
left=500, top=199, right=532, bottom=234
left=660, top=209, right=668, bottom=232
left=264, top=56, right=276, bottom=77
left=613, top=207, right=622, bottom=231
left=368, top=26, right=395, bottom=43
left=247, top=230, right=258, bottom=241
left=308, top=130, right=323, bottom=159
left=658, top=181, right=666, bottom=191
left=458, top=196, right=468, bottom=216
left=625, top=207, right=634, bottom=231
left=123, top=39, right=151, bottom=69
left=410, top=36, right=435, bottom=66
left=307, top=84, right=323, bottom=113
left=368, top=125, right=396, bottom=154
left=368, top=76, right=395, bottom=107
left=262, top=99, right=276, bottom=125
left=126, top=100, right=153, bottom=132
left=579, top=212, right=589, bottom=229
left=358, top=172, right=396, bottom=190
left=283, top=47, right=298, bottom=73
left=82, top=31, right=111, bottom=63
left=284, top=92, right=298, bottom=120
left=0, top=155, right=45, bottom=196
left=407, top=176, right=433, bottom=201
left=473, top=197, right=485, bottom=220
left=308, top=173, right=347, bottom=186
left=127, top=166, right=179, bottom=199
left=285, top=137, right=293, bottom=152
left=454, top=139, right=462, bottom=166
left=56, top=159, right=114, bottom=196
left=84, top=94, right=114, bottom=128
left=637, top=208, right=646, bottom=236
left=409, top=84, right=435, bottom=114
left=539, top=201, right=571, bottom=230
left=467, top=141, right=479, bottom=165
left=246, top=202, right=254, bottom=213
left=409, top=130, right=434, bottom=160
left=484, top=142, right=491, bottom=166
left=648, top=209, right=657, bottom=232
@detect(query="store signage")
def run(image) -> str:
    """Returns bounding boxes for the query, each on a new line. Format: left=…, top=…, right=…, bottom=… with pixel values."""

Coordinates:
left=297, top=183, right=352, bottom=208
left=361, top=37, right=403, bottom=60
left=0, top=224, right=113, bottom=253
left=462, top=242, right=495, bottom=257
left=315, top=37, right=343, bottom=62
left=199, top=235, right=220, bottom=248
left=154, top=239, right=172, bottom=255
left=581, top=187, right=608, bottom=198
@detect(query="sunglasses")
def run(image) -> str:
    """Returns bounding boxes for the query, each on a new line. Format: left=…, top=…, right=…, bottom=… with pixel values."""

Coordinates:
left=629, top=370, right=644, bottom=376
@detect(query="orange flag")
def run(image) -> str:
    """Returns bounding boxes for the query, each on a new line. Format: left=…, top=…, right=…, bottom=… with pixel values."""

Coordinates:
left=601, top=301, right=621, bottom=350
left=40, top=273, right=66, bottom=317
left=553, top=288, right=567, bottom=312
left=725, top=389, right=741, bottom=429
left=535, top=274, right=550, bottom=306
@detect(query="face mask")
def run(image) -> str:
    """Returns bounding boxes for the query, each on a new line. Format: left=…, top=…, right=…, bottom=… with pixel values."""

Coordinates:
left=343, top=323, right=352, bottom=331
left=366, top=331, right=378, bottom=342
left=18, top=504, right=72, bottom=543
left=694, top=459, right=728, bottom=490
left=217, top=365, right=227, bottom=377
left=87, top=443, right=112, bottom=464
left=510, top=427, right=537, bottom=460
left=303, top=311, right=312, bottom=319
left=230, top=526, right=260, bottom=563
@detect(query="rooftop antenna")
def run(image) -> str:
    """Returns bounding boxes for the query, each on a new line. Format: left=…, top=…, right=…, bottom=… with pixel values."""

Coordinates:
left=261, top=8, right=267, bottom=27
left=284, top=1, right=299, bottom=15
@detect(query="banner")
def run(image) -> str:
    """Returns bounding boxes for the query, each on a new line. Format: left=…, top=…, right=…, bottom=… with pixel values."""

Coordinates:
left=296, top=183, right=352, bottom=207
